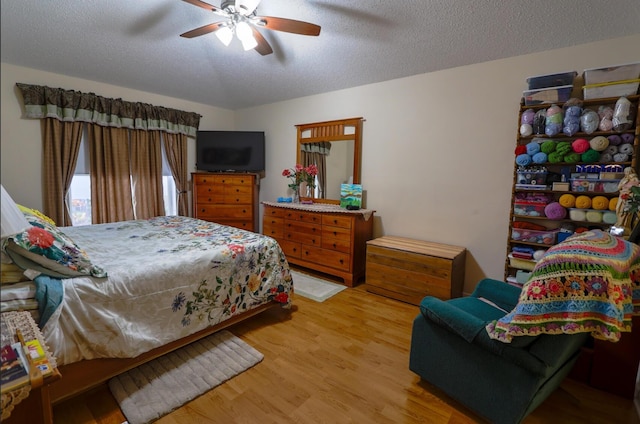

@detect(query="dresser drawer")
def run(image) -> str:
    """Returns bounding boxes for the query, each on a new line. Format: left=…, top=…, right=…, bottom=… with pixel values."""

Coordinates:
left=217, top=219, right=254, bottom=231
left=284, top=228, right=320, bottom=246
left=196, top=204, right=253, bottom=219
left=278, top=239, right=302, bottom=259
left=322, top=214, right=353, bottom=229
left=301, top=245, right=350, bottom=272
left=218, top=175, right=254, bottom=185
left=264, top=206, right=286, bottom=219
left=285, top=220, right=320, bottom=235
left=263, top=221, right=284, bottom=238
left=195, top=185, right=224, bottom=203
left=321, top=236, right=351, bottom=253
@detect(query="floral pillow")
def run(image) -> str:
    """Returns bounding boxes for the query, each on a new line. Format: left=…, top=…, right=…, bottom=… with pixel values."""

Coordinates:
left=3, top=208, right=106, bottom=278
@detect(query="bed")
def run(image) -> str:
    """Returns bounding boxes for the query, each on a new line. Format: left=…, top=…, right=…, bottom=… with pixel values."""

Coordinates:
left=1, top=208, right=293, bottom=406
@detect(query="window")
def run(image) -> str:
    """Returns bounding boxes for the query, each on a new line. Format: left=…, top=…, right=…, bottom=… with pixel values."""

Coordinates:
left=68, top=129, right=177, bottom=225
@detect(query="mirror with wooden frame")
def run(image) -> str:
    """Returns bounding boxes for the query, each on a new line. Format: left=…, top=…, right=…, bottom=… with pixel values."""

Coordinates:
left=295, top=117, right=364, bottom=204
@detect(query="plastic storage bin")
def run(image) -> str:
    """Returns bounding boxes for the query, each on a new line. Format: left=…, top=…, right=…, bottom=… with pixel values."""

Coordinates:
left=523, top=85, right=572, bottom=106
left=570, top=179, right=620, bottom=193
left=583, top=80, right=640, bottom=100
left=583, top=62, right=640, bottom=85
left=517, top=170, right=548, bottom=185
left=511, top=228, right=558, bottom=245
left=514, top=201, right=547, bottom=217
left=526, top=71, right=577, bottom=90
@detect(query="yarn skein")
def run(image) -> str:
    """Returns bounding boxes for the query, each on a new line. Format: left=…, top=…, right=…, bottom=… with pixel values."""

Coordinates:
left=591, top=196, right=609, bottom=210
left=575, top=195, right=592, bottom=209
left=559, top=194, right=576, bottom=208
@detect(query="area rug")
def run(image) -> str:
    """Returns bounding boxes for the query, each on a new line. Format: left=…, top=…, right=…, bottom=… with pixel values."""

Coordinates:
left=108, top=330, right=263, bottom=424
left=291, top=269, right=347, bottom=302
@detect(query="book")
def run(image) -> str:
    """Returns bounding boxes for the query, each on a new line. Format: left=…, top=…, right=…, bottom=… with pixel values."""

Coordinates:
left=24, top=339, right=53, bottom=377
left=1, top=343, right=30, bottom=393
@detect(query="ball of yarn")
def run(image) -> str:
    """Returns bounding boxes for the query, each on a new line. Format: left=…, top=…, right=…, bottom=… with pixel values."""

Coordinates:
left=564, top=152, right=581, bottom=163
left=580, top=110, right=599, bottom=134
left=575, top=195, right=592, bottom=209
left=591, top=196, right=609, bottom=210
left=532, top=152, right=547, bottom=164
left=563, top=120, right=580, bottom=136
left=541, top=140, right=556, bottom=154
left=565, top=105, right=582, bottom=117
left=569, top=209, right=586, bottom=221
left=613, top=152, right=629, bottom=162
left=599, top=153, right=613, bottom=163
left=586, top=210, right=603, bottom=223
left=515, top=145, right=527, bottom=155
left=602, top=211, right=617, bottom=224
left=589, top=136, right=609, bottom=152
left=516, top=154, right=532, bottom=166
left=545, top=123, right=562, bottom=137
left=613, top=97, right=633, bottom=131
left=620, top=133, right=634, bottom=144
left=521, top=109, right=535, bottom=125
left=581, top=149, right=599, bottom=163
left=544, top=202, right=567, bottom=219
left=533, top=250, right=546, bottom=261
left=607, top=134, right=622, bottom=146
left=619, top=144, right=634, bottom=156
left=526, top=141, right=541, bottom=155
left=598, top=105, right=614, bottom=119
left=571, top=138, right=590, bottom=153
left=520, top=124, right=533, bottom=137
left=548, top=152, right=563, bottom=163
left=533, top=109, right=546, bottom=134
left=605, top=145, right=619, bottom=155
left=559, top=193, right=576, bottom=208
left=609, top=197, right=618, bottom=211
left=555, top=141, right=572, bottom=156
left=599, top=118, right=613, bottom=131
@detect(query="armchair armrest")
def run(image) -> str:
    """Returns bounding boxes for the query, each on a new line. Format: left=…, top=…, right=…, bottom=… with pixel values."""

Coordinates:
left=471, top=278, right=521, bottom=312
left=419, top=297, right=487, bottom=342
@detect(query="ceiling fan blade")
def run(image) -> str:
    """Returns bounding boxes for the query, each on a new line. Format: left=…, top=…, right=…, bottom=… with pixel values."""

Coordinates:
left=251, top=27, right=273, bottom=56
left=180, top=22, right=226, bottom=38
left=254, top=16, right=321, bottom=36
left=235, top=0, right=261, bottom=15
left=181, top=0, right=221, bottom=13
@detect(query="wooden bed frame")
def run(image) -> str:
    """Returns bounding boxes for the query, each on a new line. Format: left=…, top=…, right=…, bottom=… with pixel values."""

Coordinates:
left=24, top=302, right=280, bottom=423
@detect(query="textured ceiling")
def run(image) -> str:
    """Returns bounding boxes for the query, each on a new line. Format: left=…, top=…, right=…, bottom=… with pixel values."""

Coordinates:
left=1, top=0, right=639, bottom=110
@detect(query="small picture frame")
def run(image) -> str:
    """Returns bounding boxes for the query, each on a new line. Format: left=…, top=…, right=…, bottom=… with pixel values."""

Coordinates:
left=340, top=184, right=362, bottom=208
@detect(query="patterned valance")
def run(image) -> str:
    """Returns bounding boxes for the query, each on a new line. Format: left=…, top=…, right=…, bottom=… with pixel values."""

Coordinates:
left=16, top=83, right=201, bottom=137
left=300, top=142, right=331, bottom=155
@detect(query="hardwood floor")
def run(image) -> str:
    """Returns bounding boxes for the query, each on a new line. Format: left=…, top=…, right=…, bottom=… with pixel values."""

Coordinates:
left=53, top=284, right=639, bottom=424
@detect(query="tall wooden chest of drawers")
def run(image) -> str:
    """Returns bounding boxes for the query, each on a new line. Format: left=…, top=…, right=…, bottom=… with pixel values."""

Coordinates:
left=262, top=202, right=374, bottom=287
left=365, top=236, right=466, bottom=305
left=192, top=172, right=259, bottom=231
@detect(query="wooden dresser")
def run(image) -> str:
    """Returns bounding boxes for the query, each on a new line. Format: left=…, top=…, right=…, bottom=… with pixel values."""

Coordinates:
left=365, top=236, right=466, bottom=305
left=192, top=172, right=259, bottom=232
left=262, top=202, right=374, bottom=286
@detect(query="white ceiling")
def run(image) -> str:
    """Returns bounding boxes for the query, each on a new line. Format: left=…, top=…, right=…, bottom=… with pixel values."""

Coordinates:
left=1, top=0, right=639, bottom=110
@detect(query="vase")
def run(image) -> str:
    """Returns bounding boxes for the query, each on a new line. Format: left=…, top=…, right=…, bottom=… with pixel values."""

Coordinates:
left=292, top=186, right=300, bottom=203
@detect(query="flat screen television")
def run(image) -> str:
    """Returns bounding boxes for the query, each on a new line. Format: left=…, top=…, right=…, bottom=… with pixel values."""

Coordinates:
left=196, top=130, right=265, bottom=173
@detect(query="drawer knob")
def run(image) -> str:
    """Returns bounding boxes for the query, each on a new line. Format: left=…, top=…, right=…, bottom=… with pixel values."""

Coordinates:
left=333, top=231, right=337, bottom=236
left=339, top=259, right=344, bottom=264
left=333, top=219, right=338, bottom=224
left=332, top=243, right=337, bottom=248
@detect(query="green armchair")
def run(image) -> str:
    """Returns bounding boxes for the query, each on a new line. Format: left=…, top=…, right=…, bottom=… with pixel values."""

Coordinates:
left=409, top=278, right=588, bottom=424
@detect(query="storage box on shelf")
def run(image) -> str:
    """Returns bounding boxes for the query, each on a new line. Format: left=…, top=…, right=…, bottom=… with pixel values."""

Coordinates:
left=523, top=85, right=573, bottom=106
left=505, top=94, right=640, bottom=281
left=582, top=62, right=640, bottom=100
left=526, top=71, right=577, bottom=90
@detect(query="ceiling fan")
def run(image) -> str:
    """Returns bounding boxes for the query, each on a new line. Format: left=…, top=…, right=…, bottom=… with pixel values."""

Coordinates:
left=180, top=0, right=321, bottom=56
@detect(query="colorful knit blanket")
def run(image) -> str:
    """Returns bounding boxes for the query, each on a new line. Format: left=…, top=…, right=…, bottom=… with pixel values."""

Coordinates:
left=487, top=230, right=640, bottom=343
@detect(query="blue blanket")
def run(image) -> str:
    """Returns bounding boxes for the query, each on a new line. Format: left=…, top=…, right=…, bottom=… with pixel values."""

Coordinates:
left=34, top=275, right=64, bottom=328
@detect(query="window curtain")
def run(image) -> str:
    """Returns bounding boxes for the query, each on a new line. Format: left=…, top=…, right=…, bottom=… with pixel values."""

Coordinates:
left=301, top=142, right=331, bottom=198
left=89, top=125, right=135, bottom=223
left=162, top=132, right=189, bottom=216
left=17, top=83, right=200, bottom=222
left=42, top=118, right=83, bottom=226
left=130, top=130, right=165, bottom=219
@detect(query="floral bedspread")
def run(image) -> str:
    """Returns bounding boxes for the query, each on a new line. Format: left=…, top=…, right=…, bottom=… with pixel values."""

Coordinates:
left=41, top=216, right=292, bottom=365
left=487, top=230, right=640, bottom=343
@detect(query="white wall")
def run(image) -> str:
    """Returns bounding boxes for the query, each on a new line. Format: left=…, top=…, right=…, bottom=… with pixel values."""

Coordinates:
left=2, top=34, right=639, bottom=294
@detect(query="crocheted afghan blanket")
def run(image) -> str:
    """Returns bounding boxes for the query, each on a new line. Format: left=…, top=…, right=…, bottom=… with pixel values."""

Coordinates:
left=487, top=230, right=640, bottom=343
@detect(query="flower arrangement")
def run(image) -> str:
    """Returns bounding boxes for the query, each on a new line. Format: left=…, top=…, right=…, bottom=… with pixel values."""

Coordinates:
left=282, top=164, right=318, bottom=192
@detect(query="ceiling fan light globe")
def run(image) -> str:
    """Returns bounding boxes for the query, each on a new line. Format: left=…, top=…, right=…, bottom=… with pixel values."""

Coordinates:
left=215, top=26, right=233, bottom=46
left=240, top=35, right=258, bottom=51
left=235, top=21, right=253, bottom=41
